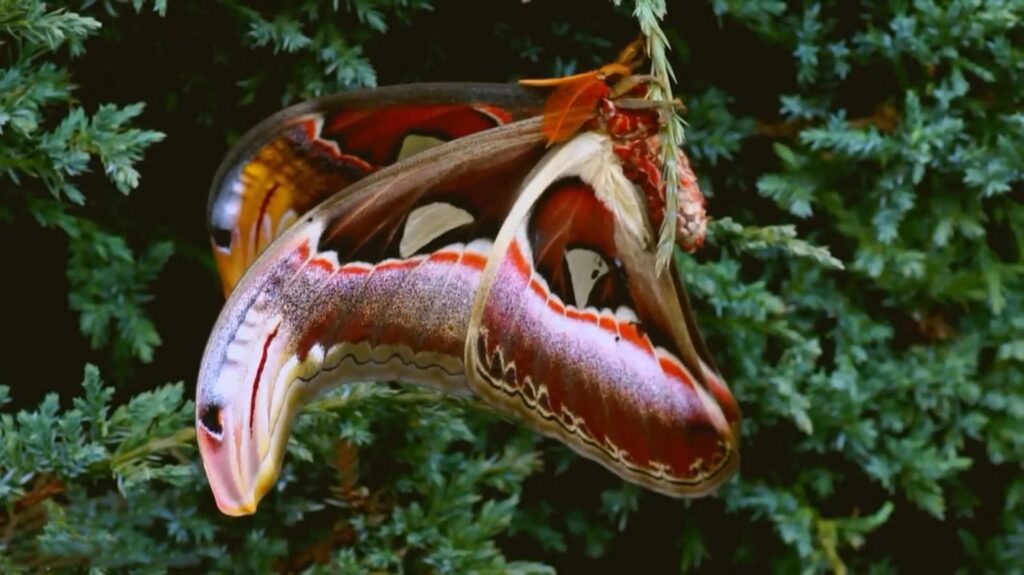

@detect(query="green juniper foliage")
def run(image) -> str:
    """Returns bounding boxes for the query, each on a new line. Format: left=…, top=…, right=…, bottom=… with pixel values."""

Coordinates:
left=0, top=2, right=167, bottom=370
left=1, top=0, right=1022, bottom=573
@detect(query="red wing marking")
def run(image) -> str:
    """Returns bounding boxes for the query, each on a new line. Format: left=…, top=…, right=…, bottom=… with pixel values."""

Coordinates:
left=618, top=322, right=652, bottom=353
left=702, top=368, right=742, bottom=427
left=529, top=277, right=546, bottom=298
left=289, top=117, right=376, bottom=171
left=473, top=104, right=515, bottom=125
left=324, top=104, right=511, bottom=165
left=658, top=356, right=697, bottom=390
left=546, top=298, right=565, bottom=316
left=254, top=183, right=280, bottom=250
left=508, top=235, right=532, bottom=275
left=459, top=251, right=487, bottom=270
left=375, top=258, right=424, bottom=272
left=308, top=257, right=335, bottom=272
left=298, top=117, right=319, bottom=140
left=250, top=324, right=280, bottom=435
left=340, top=262, right=372, bottom=275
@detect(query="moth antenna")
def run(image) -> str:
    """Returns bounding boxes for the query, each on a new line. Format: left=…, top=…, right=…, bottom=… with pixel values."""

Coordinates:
left=609, top=74, right=663, bottom=98
left=613, top=97, right=684, bottom=112
left=520, top=70, right=601, bottom=87
left=521, top=37, right=646, bottom=89
left=615, top=36, right=648, bottom=70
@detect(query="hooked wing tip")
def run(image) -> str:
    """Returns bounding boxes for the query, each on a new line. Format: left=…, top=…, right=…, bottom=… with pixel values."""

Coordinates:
left=216, top=496, right=258, bottom=517
left=196, top=400, right=281, bottom=517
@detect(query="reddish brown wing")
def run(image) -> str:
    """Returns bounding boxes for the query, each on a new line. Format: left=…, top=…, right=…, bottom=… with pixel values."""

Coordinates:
left=466, top=132, right=740, bottom=497
left=207, top=83, right=546, bottom=295
left=196, top=118, right=550, bottom=515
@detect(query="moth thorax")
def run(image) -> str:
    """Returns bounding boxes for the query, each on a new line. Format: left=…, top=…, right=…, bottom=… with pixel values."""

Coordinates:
left=589, top=101, right=708, bottom=252
left=597, top=100, right=661, bottom=142
left=606, top=128, right=708, bottom=254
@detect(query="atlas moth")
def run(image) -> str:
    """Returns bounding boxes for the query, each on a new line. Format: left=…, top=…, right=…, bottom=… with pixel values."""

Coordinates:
left=198, top=41, right=740, bottom=516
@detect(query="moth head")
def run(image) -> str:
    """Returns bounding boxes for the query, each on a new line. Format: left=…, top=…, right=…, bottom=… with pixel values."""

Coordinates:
left=196, top=238, right=314, bottom=516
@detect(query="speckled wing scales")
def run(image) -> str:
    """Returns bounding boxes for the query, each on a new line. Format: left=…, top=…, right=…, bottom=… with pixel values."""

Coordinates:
left=207, top=83, right=546, bottom=295
left=466, top=131, right=741, bottom=497
left=196, top=118, right=550, bottom=514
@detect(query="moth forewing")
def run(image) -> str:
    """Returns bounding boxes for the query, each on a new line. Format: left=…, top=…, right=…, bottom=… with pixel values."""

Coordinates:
left=208, top=83, right=547, bottom=295
left=197, top=117, right=553, bottom=515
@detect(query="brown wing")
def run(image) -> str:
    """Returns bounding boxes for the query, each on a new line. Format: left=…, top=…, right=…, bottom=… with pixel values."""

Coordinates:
left=196, top=118, right=548, bottom=515
left=208, top=83, right=546, bottom=295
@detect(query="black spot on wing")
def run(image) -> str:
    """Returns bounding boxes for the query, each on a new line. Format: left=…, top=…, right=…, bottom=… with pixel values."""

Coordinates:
left=199, top=403, right=223, bottom=436
left=211, top=227, right=232, bottom=249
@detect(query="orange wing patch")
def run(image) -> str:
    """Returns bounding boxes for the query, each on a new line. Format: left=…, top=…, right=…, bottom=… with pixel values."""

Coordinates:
left=520, top=38, right=645, bottom=145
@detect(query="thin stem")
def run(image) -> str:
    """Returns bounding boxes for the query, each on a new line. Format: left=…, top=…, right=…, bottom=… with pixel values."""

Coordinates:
left=109, top=427, right=196, bottom=466
left=632, top=0, right=686, bottom=273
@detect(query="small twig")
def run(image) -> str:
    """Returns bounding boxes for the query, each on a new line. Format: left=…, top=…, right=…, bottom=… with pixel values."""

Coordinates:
left=110, top=427, right=196, bottom=466
left=633, top=0, right=686, bottom=273
left=613, top=97, right=684, bottom=111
